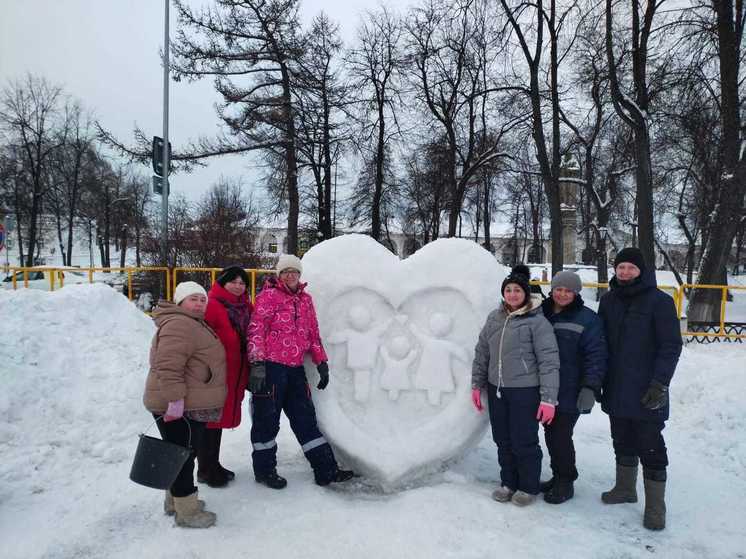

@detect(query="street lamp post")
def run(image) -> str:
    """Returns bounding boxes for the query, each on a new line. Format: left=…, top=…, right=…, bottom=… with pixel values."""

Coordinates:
left=160, top=0, right=170, bottom=268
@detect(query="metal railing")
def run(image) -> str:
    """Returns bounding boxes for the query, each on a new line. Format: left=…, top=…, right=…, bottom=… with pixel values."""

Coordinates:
left=3, top=265, right=744, bottom=341
left=1, top=265, right=171, bottom=302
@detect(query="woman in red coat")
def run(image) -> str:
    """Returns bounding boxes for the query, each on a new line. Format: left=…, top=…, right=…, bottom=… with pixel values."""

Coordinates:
left=197, top=266, right=253, bottom=487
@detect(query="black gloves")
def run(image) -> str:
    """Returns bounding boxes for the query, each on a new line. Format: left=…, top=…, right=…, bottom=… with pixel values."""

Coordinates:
left=576, top=387, right=596, bottom=414
left=641, top=380, right=668, bottom=410
left=316, top=361, right=329, bottom=390
left=249, top=362, right=267, bottom=393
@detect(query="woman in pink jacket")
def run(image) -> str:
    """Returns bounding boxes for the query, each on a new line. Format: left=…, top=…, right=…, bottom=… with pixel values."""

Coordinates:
left=247, top=254, right=353, bottom=489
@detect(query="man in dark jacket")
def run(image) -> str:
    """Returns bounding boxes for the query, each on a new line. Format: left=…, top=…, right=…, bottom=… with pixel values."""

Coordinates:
left=598, top=247, right=682, bottom=531
left=540, top=270, right=606, bottom=505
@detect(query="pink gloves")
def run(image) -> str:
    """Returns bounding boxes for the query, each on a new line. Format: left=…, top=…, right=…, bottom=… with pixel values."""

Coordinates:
left=536, top=402, right=555, bottom=425
left=164, top=399, right=185, bottom=422
left=471, top=388, right=484, bottom=412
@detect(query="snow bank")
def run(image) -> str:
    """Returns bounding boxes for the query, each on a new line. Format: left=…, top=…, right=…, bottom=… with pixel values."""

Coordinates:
left=2, top=283, right=746, bottom=559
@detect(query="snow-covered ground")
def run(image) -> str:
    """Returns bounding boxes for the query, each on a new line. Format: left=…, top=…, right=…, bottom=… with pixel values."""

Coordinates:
left=2, top=284, right=745, bottom=559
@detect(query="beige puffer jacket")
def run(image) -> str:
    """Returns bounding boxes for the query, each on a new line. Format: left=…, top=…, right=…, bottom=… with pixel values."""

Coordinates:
left=143, top=301, right=227, bottom=413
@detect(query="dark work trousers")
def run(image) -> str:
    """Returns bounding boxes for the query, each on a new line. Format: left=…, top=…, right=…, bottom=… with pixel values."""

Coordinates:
left=487, top=383, right=542, bottom=495
left=250, top=362, right=337, bottom=484
left=543, top=411, right=580, bottom=481
left=609, top=416, right=668, bottom=480
left=153, top=413, right=206, bottom=498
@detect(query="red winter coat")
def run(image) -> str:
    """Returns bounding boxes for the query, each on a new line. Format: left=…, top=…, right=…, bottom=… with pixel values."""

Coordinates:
left=204, top=282, right=253, bottom=429
left=248, top=277, right=328, bottom=367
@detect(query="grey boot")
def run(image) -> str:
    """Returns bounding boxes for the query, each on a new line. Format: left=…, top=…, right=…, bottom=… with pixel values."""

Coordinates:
left=643, top=478, right=666, bottom=531
left=601, top=464, right=638, bottom=504
left=164, top=490, right=205, bottom=516
left=173, top=492, right=216, bottom=528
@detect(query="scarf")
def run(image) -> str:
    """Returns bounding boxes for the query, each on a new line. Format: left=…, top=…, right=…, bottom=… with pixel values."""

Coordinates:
left=217, top=297, right=251, bottom=353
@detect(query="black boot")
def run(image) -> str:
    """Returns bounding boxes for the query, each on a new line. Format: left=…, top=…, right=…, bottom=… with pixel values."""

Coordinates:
left=539, top=477, right=555, bottom=493
left=197, top=428, right=229, bottom=488
left=316, top=468, right=354, bottom=486
left=255, top=470, right=288, bottom=489
left=543, top=478, right=574, bottom=504
left=643, top=470, right=667, bottom=531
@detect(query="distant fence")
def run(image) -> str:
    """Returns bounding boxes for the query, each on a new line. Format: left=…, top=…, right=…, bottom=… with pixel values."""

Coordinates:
left=2, top=265, right=743, bottom=342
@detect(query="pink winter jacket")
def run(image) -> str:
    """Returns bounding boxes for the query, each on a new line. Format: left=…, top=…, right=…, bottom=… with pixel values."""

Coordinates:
left=247, top=277, right=328, bottom=367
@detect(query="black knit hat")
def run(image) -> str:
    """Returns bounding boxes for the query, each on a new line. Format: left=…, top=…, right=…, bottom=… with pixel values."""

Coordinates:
left=216, top=266, right=250, bottom=287
left=613, top=247, right=646, bottom=273
left=502, top=264, right=531, bottom=303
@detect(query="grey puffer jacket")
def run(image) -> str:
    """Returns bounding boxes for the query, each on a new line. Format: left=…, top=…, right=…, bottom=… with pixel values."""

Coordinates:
left=471, top=297, right=560, bottom=404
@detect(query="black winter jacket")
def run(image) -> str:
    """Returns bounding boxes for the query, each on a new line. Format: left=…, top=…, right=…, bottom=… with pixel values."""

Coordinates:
left=541, top=295, right=607, bottom=414
left=598, top=269, right=682, bottom=421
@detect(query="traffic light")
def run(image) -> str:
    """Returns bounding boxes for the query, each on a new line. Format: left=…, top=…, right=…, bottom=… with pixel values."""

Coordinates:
left=152, top=136, right=172, bottom=177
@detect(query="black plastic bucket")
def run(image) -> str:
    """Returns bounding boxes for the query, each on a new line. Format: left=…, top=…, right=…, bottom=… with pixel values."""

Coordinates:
left=130, top=419, right=192, bottom=490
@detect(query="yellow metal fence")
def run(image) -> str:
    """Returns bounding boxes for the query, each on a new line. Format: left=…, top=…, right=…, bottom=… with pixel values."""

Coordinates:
left=2, top=265, right=744, bottom=341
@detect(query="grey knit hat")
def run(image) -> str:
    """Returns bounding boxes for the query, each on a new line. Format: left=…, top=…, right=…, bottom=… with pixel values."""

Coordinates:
left=550, top=270, right=582, bottom=294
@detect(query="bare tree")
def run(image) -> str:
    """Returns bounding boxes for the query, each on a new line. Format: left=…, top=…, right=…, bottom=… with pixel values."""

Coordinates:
left=686, top=1, right=746, bottom=321
left=294, top=12, right=347, bottom=240
left=407, top=0, right=512, bottom=238
left=348, top=6, right=405, bottom=241
left=48, top=100, right=96, bottom=265
left=498, top=0, right=578, bottom=275
left=0, top=75, right=62, bottom=266
left=605, top=0, right=669, bottom=266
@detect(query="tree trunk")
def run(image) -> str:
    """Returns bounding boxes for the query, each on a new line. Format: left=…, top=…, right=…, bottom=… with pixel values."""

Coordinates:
left=371, top=96, right=386, bottom=241
left=282, top=68, right=299, bottom=256
left=688, top=0, right=745, bottom=321
left=482, top=175, right=492, bottom=253
left=54, top=210, right=66, bottom=265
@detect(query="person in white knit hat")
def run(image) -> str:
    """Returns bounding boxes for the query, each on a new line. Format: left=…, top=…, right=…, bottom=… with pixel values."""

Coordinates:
left=246, top=253, right=354, bottom=488
left=142, top=281, right=226, bottom=528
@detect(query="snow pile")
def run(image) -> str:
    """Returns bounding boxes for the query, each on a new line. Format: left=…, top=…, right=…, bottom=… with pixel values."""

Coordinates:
left=2, top=278, right=746, bottom=558
left=0, top=284, right=154, bottom=500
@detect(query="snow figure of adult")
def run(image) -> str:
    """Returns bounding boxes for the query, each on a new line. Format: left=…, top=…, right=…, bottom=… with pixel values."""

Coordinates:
left=379, top=334, right=416, bottom=400
left=409, top=312, right=469, bottom=406
left=327, top=305, right=389, bottom=402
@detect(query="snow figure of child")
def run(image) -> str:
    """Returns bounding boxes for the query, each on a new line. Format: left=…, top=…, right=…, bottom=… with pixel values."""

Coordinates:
left=379, top=334, right=416, bottom=401
left=327, top=304, right=389, bottom=402
left=409, top=312, right=469, bottom=406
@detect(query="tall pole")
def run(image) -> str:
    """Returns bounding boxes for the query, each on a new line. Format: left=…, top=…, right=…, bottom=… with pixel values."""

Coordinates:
left=160, top=0, right=170, bottom=268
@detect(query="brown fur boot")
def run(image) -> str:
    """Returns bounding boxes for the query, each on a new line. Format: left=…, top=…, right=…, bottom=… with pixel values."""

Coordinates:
left=172, top=492, right=216, bottom=528
left=164, top=490, right=205, bottom=516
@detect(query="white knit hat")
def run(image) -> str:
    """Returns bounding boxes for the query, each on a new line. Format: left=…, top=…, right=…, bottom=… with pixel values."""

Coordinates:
left=276, top=254, right=303, bottom=275
left=173, top=281, right=207, bottom=305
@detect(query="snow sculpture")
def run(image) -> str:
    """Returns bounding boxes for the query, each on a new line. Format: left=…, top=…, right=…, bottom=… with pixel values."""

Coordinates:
left=302, top=234, right=507, bottom=489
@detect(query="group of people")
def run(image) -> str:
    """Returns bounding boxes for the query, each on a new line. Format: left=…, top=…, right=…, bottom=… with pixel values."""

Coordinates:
left=142, top=245, right=682, bottom=533
left=471, top=247, right=682, bottom=531
left=143, top=254, right=352, bottom=529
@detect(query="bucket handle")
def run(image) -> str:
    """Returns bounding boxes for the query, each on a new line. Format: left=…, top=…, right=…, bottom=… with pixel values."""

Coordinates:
left=142, top=415, right=192, bottom=449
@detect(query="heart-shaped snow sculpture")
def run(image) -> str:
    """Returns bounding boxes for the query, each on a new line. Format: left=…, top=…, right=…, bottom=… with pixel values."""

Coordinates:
left=302, top=234, right=507, bottom=489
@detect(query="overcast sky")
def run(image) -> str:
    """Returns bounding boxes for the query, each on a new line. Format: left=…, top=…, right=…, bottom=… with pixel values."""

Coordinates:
left=0, top=0, right=409, bottom=202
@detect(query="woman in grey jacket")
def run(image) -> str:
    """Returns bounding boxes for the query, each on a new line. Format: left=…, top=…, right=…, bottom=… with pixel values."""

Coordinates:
left=471, top=265, right=560, bottom=506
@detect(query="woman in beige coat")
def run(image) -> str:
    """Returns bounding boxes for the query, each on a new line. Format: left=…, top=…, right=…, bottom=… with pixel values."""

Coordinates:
left=143, top=281, right=227, bottom=528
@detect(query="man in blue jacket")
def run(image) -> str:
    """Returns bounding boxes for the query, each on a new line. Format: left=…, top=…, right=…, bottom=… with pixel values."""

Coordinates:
left=540, top=270, right=607, bottom=504
left=598, top=247, right=682, bottom=531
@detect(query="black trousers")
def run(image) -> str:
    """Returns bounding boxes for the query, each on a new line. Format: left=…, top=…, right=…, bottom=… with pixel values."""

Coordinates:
left=543, top=411, right=580, bottom=481
left=197, top=427, right=223, bottom=475
left=153, top=414, right=206, bottom=498
left=487, top=384, right=542, bottom=495
left=609, top=416, right=668, bottom=479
